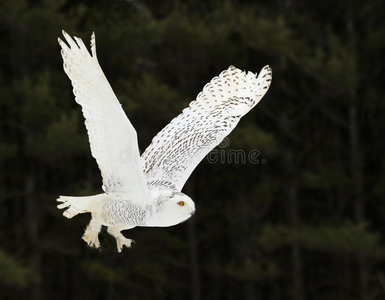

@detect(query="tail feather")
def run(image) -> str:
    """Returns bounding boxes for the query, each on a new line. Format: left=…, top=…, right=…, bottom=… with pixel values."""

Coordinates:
left=57, top=194, right=109, bottom=219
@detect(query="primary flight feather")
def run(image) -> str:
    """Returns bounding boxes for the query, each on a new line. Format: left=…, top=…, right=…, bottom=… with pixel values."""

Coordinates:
left=57, top=31, right=272, bottom=252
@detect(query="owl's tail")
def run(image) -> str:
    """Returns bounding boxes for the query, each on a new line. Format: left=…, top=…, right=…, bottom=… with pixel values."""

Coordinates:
left=57, top=194, right=109, bottom=219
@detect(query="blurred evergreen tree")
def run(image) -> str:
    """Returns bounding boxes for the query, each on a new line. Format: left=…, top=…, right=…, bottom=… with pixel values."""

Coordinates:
left=0, top=0, right=385, bottom=300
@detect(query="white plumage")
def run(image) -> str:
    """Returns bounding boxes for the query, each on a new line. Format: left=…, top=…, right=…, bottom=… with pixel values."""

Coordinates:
left=57, top=31, right=272, bottom=252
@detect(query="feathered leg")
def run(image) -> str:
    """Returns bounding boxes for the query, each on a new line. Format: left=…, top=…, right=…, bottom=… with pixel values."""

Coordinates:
left=82, top=218, right=102, bottom=249
left=107, top=225, right=135, bottom=252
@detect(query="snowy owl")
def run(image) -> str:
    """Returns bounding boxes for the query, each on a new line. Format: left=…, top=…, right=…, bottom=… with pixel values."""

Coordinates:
left=57, top=31, right=272, bottom=252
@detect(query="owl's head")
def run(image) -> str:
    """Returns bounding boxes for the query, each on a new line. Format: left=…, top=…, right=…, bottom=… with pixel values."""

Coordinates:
left=146, top=191, right=195, bottom=227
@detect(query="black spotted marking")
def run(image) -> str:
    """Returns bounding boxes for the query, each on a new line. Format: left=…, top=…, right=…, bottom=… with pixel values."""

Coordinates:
left=141, top=65, right=271, bottom=190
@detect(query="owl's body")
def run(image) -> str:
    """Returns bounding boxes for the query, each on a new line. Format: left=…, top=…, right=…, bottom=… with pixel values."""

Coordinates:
left=57, top=31, right=272, bottom=252
left=59, top=190, right=193, bottom=250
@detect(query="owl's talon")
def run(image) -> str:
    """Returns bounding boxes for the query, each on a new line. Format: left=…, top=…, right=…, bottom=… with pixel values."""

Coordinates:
left=116, top=236, right=135, bottom=252
left=82, top=231, right=100, bottom=248
left=82, top=219, right=102, bottom=249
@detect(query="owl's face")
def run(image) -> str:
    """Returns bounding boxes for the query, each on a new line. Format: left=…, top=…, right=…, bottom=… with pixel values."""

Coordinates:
left=147, top=191, right=195, bottom=227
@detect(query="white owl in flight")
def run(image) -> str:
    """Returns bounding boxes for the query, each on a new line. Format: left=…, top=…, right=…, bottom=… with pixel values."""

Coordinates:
left=57, top=31, right=272, bottom=252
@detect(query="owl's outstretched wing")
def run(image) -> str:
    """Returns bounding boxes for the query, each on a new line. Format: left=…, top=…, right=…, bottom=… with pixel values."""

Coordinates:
left=141, top=65, right=272, bottom=191
left=58, top=31, right=149, bottom=201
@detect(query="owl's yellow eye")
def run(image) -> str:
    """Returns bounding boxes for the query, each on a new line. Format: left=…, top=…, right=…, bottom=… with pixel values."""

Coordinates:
left=177, top=201, right=185, bottom=206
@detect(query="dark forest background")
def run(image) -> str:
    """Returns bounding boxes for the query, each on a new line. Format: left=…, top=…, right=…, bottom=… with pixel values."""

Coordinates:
left=1, top=0, right=385, bottom=299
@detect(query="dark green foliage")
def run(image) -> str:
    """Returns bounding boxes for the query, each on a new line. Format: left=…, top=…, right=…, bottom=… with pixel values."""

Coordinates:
left=0, top=251, right=37, bottom=287
left=1, top=0, right=385, bottom=299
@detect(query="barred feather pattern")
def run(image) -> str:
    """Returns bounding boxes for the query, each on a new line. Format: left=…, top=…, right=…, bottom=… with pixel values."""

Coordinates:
left=141, top=65, right=272, bottom=192
left=102, top=195, right=147, bottom=226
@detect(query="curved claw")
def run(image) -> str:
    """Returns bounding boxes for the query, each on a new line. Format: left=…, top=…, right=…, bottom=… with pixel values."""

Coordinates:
left=116, top=237, right=135, bottom=252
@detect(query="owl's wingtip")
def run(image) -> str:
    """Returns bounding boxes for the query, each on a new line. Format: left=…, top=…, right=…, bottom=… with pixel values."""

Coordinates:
left=90, top=31, right=97, bottom=57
